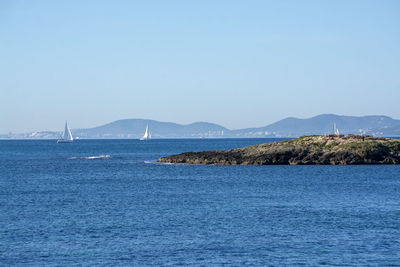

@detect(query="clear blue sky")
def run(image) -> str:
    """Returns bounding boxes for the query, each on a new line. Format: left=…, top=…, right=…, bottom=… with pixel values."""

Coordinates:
left=1, top=0, right=399, bottom=132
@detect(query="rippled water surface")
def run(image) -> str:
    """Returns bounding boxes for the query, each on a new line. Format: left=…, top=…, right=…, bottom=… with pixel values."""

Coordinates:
left=1, top=139, right=400, bottom=266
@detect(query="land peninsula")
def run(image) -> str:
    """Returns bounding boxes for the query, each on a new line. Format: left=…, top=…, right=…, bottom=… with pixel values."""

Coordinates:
left=157, top=135, right=400, bottom=165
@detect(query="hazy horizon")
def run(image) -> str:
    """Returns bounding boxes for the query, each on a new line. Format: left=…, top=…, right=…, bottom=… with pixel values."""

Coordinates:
left=1, top=0, right=399, bottom=133
left=3, top=113, right=400, bottom=134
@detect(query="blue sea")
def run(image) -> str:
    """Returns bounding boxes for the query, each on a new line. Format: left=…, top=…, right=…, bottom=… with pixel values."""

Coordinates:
left=1, top=139, right=400, bottom=266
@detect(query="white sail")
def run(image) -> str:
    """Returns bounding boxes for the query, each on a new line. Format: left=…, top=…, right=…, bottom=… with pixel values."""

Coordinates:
left=58, top=121, right=73, bottom=143
left=140, top=124, right=151, bottom=140
left=333, top=123, right=340, bottom=135
left=64, top=121, right=73, bottom=141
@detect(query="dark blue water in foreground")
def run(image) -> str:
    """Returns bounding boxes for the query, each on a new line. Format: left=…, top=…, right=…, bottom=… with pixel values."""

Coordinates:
left=1, top=139, right=400, bottom=266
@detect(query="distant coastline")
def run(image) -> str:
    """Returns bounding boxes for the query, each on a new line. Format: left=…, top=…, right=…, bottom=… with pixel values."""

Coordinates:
left=3, top=114, right=400, bottom=139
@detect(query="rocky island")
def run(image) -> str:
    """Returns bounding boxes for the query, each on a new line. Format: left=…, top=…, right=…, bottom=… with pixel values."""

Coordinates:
left=157, top=135, right=400, bottom=165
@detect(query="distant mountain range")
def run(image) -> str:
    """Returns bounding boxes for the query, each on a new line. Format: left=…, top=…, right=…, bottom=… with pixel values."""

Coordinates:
left=3, top=114, right=400, bottom=139
left=229, top=114, right=400, bottom=137
left=74, top=119, right=228, bottom=138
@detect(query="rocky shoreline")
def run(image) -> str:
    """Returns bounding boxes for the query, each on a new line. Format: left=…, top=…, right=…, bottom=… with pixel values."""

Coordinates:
left=157, top=135, right=400, bottom=165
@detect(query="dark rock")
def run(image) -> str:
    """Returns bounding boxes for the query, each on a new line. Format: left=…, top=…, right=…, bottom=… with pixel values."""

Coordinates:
left=157, top=135, right=400, bottom=165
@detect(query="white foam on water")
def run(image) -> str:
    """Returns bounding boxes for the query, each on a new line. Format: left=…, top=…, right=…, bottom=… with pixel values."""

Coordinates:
left=67, top=155, right=111, bottom=160
left=152, top=161, right=178, bottom=165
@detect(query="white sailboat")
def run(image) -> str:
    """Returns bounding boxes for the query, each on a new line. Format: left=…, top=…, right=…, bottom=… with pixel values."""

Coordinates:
left=57, top=121, right=73, bottom=143
left=333, top=123, right=340, bottom=135
left=140, top=124, right=151, bottom=140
